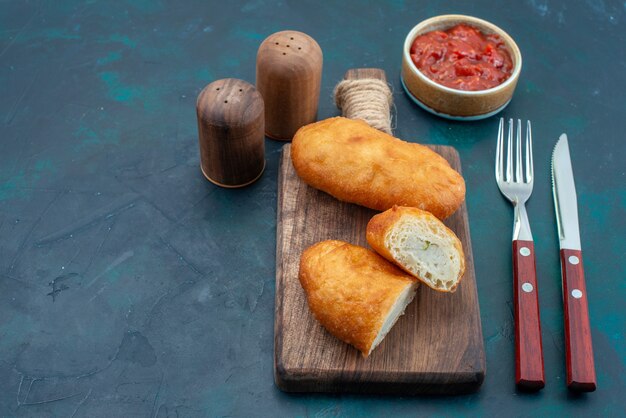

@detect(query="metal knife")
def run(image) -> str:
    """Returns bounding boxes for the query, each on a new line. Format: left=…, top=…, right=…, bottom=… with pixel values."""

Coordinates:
left=552, top=134, right=597, bottom=392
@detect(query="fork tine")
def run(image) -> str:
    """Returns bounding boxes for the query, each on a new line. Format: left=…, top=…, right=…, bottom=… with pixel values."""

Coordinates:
left=496, top=117, right=504, bottom=181
left=506, top=119, right=513, bottom=182
left=515, top=119, right=523, bottom=182
left=526, top=120, right=533, bottom=183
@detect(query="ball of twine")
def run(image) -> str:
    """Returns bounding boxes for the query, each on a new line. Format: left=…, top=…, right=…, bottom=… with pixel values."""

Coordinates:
left=334, top=78, right=393, bottom=134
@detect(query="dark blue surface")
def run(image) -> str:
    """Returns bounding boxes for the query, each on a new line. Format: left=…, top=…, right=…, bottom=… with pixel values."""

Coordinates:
left=1, top=1, right=624, bottom=416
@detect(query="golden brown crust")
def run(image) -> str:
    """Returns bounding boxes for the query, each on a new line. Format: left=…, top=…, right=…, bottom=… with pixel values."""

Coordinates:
left=291, top=117, right=465, bottom=219
left=298, top=240, right=417, bottom=356
left=366, top=206, right=466, bottom=292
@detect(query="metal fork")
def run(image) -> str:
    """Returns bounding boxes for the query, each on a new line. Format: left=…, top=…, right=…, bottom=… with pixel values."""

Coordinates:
left=495, top=118, right=545, bottom=390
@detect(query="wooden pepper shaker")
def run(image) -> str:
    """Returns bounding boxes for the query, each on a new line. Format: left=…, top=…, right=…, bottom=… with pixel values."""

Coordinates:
left=196, top=78, right=265, bottom=188
left=256, top=30, right=323, bottom=140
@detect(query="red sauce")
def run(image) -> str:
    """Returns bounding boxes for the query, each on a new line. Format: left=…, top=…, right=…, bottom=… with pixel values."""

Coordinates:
left=410, top=24, right=513, bottom=91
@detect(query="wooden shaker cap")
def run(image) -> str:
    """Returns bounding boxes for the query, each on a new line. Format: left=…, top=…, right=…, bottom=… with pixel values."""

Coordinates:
left=256, top=30, right=323, bottom=141
left=196, top=78, right=265, bottom=188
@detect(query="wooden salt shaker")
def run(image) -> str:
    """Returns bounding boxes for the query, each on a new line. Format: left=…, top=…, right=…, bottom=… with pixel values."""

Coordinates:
left=256, top=30, right=323, bottom=140
left=196, top=78, right=265, bottom=188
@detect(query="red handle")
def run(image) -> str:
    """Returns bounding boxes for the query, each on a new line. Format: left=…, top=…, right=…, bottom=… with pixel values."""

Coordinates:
left=561, top=249, right=596, bottom=392
left=512, top=240, right=545, bottom=390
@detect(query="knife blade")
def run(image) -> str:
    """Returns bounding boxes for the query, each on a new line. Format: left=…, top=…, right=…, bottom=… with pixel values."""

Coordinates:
left=552, top=135, right=582, bottom=250
left=551, top=134, right=596, bottom=392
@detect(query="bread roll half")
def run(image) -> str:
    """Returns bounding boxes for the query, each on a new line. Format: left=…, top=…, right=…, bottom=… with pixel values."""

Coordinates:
left=299, top=240, right=418, bottom=357
left=291, top=117, right=465, bottom=219
left=367, top=206, right=465, bottom=292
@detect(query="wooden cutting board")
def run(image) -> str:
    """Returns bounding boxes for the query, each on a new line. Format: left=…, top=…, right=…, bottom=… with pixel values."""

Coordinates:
left=274, top=144, right=485, bottom=395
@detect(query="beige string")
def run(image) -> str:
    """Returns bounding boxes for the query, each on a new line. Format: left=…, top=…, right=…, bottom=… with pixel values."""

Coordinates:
left=334, top=78, right=393, bottom=134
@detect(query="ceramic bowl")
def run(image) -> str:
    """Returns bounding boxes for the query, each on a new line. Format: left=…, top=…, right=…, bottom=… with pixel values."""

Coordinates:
left=401, top=15, right=522, bottom=120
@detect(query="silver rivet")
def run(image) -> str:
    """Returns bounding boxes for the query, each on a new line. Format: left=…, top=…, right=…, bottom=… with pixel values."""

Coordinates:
left=572, top=289, right=583, bottom=299
left=522, top=282, right=533, bottom=293
left=519, top=247, right=531, bottom=256
left=568, top=255, right=580, bottom=265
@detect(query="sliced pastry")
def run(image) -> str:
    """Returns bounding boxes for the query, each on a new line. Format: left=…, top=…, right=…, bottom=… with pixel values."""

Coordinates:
left=367, top=206, right=465, bottom=292
left=299, top=240, right=418, bottom=357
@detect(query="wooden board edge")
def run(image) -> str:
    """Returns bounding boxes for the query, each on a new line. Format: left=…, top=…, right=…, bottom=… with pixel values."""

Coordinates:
left=273, top=144, right=289, bottom=390
left=459, top=203, right=487, bottom=378
left=445, top=147, right=487, bottom=379
left=344, top=68, right=387, bottom=82
left=276, top=366, right=484, bottom=395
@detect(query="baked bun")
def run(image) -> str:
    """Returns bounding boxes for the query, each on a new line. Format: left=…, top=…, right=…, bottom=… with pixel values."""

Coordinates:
left=367, top=206, right=465, bottom=292
left=291, top=117, right=465, bottom=219
left=299, top=240, right=418, bottom=357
